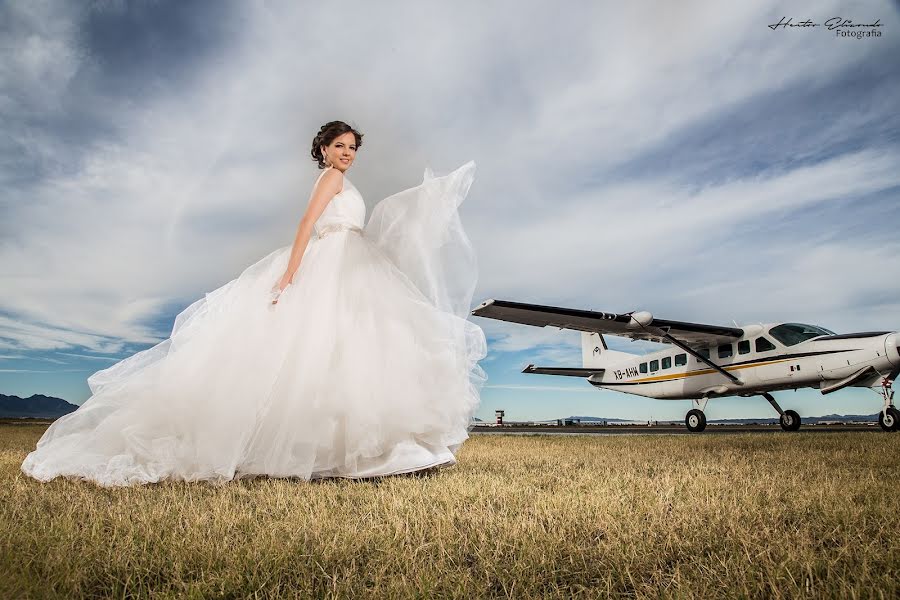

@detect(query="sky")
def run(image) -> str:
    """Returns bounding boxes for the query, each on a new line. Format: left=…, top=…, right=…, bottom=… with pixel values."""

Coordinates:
left=1, top=0, right=899, bottom=423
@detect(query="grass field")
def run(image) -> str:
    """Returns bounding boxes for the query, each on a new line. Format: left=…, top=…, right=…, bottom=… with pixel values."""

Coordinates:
left=2, top=423, right=899, bottom=598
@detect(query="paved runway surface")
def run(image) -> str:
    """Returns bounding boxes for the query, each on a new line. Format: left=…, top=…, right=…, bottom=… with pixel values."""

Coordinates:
left=471, top=424, right=881, bottom=435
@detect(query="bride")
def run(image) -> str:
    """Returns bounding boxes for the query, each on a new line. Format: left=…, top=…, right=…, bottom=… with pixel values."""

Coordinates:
left=20, top=120, right=488, bottom=486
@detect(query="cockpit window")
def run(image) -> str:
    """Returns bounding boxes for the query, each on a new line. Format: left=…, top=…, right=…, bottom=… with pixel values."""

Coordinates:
left=768, top=323, right=836, bottom=346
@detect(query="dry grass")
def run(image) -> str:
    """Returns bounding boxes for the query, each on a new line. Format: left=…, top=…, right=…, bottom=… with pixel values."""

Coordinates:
left=2, top=423, right=899, bottom=598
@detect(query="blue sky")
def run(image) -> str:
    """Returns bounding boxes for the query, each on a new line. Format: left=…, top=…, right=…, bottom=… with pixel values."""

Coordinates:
left=1, top=0, right=899, bottom=423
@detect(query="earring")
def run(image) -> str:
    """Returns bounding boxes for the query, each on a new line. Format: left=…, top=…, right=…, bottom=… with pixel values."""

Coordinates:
left=322, top=149, right=331, bottom=167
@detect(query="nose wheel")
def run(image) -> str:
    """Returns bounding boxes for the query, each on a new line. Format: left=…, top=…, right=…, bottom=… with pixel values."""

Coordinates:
left=879, top=407, right=900, bottom=431
left=878, top=378, right=898, bottom=432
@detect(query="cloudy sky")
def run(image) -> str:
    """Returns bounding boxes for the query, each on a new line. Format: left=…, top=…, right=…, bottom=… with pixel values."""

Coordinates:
left=2, top=0, right=899, bottom=423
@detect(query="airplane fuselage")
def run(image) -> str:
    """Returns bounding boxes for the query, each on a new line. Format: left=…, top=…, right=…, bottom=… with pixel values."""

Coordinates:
left=592, top=327, right=900, bottom=400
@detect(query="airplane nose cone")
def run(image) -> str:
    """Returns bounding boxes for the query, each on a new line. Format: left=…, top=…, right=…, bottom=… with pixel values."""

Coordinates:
left=886, top=333, right=900, bottom=367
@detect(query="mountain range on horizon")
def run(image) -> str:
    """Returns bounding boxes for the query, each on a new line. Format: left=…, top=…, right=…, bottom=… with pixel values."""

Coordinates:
left=0, top=394, right=79, bottom=419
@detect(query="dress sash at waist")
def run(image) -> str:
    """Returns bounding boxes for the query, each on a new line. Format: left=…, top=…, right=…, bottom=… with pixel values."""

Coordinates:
left=315, top=223, right=364, bottom=239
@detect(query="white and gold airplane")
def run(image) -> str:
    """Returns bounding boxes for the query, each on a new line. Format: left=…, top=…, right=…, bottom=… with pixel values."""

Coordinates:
left=471, top=299, right=900, bottom=432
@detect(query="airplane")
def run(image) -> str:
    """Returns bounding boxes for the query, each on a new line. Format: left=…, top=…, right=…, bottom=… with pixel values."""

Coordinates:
left=470, top=299, right=900, bottom=433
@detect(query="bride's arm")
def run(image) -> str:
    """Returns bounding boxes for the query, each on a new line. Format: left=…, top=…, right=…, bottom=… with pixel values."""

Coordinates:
left=276, top=169, right=343, bottom=290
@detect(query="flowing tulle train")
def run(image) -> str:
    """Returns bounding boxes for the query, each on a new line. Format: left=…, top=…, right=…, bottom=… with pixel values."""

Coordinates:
left=21, top=161, right=487, bottom=486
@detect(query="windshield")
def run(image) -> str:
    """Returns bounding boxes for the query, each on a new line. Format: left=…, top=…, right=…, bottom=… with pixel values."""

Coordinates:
left=768, top=323, right=836, bottom=346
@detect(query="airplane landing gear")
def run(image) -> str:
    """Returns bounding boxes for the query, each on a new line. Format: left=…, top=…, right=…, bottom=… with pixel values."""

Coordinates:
left=686, top=409, right=706, bottom=432
left=878, top=408, right=899, bottom=431
left=762, top=392, right=801, bottom=431
left=780, top=410, right=801, bottom=432
left=685, top=397, right=708, bottom=433
left=878, top=378, right=898, bottom=432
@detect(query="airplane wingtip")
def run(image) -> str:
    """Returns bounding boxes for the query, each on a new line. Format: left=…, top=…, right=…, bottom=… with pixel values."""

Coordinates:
left=471, top=298, right=496, bottom=315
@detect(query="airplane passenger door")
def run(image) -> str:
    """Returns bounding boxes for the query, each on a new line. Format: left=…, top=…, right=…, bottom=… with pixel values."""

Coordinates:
left=754, top=336, right=793, bottom=383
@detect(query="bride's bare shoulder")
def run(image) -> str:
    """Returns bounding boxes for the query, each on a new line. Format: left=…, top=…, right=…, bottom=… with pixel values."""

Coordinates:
left=314, top=167, right=343, bottom=193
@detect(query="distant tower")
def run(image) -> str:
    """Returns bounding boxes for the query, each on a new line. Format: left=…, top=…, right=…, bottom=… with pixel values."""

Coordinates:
left=495, top=409, right=505, bottom=426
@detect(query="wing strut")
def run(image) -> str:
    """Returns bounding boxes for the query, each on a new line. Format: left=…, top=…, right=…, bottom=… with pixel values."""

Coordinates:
left=658, top=330, right=743, bottom=385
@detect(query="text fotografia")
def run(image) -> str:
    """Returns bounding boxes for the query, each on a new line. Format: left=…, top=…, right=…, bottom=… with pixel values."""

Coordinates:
left=768, top=17, right=883, bottom=39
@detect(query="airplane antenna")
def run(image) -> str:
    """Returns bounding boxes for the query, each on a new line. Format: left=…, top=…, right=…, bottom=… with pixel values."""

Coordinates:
left=732, top=319, right=739, bottom=327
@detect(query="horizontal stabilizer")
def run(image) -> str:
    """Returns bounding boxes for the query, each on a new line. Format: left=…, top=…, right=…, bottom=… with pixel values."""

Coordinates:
left=523, top=364, right=604, bottom=377
left=820, top=366, right=878, bottom=395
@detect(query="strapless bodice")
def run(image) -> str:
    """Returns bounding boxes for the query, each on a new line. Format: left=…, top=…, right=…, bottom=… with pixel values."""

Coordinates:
left=313, top=172, right=366, bottom=237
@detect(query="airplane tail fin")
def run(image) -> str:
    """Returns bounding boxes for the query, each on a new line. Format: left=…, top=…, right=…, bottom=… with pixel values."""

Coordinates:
left=523, top=331, right=639, bottom=378
left=582, top=332, right=608, bottom=368
left=582, top=331, right=639, bottom=368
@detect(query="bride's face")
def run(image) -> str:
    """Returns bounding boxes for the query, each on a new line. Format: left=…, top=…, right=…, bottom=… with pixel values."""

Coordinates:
left=321, top=132, right=357, bottom=172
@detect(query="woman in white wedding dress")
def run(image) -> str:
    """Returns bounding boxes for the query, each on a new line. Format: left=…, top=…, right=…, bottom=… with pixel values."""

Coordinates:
left=21, top=120, right=487, bottom=486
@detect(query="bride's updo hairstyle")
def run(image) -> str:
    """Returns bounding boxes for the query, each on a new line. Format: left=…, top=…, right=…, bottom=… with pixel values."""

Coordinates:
left=311, top=121, right=364, bottom=169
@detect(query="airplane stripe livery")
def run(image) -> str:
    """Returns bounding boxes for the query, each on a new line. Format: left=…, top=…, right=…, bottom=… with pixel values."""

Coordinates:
left=471, top=298, right=900, bottom=433
left=601, top=350, right=858, bottom=385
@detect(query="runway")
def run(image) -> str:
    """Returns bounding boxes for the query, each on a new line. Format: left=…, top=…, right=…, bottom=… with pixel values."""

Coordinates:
left=470, top=423, right=881, bottom=436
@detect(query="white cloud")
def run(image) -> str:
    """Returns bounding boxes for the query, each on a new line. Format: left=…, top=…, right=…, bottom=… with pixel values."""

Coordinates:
left=473, top=148, right=900, bottom=330
left=0, top=315, right=128, bottom=353
left=1, top=0, right=898, bottom=366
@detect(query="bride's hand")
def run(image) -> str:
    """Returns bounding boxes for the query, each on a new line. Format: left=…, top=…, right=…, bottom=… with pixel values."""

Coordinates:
left=269, top=274, right=293, bottom=305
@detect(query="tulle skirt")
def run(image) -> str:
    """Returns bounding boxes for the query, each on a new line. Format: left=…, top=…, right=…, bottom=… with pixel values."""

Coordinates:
left=20, top=161, right=487, bottom=486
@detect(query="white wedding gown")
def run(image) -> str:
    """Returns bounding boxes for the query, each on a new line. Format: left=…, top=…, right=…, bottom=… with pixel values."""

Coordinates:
left=21, top=161, right=487, bottom=486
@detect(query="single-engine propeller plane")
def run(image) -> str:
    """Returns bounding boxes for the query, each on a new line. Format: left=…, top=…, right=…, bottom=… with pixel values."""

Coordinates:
left=470, top=299, right=900, bottom=432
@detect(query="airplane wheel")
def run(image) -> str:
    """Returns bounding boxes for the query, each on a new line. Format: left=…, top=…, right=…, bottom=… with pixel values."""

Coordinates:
left=780, top=409, right=801, bottom=431
left=878, top=406, right=900, bottom=432
left=685, top=409, right=706, bottom=433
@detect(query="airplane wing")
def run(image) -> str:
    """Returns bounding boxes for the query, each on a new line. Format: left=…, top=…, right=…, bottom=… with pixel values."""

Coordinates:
left=470, top=299, right=743, bottom=348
